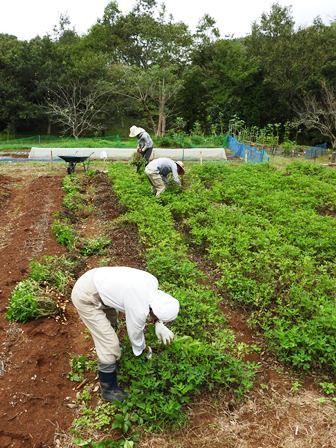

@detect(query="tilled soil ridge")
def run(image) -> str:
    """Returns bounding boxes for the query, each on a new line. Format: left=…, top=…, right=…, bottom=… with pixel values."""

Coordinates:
left=0, top=169, right=91, bottom=448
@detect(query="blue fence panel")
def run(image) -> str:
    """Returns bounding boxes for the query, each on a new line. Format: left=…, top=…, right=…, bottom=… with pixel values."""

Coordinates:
left=227, top=135, right=269, bottom=163
left=304, top=143, right=328, bottom=159
left=228, top=135, right=245, bottom=157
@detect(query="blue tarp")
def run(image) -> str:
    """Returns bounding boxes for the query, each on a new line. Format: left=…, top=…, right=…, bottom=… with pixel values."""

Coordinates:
left=227, top=136, right=270, bottom=163
left=304, top=143, right=328, bottom=159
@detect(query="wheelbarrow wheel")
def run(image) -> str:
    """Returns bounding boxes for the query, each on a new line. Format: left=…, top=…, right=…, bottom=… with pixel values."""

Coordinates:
left=67, top=162, right=76, bottom=174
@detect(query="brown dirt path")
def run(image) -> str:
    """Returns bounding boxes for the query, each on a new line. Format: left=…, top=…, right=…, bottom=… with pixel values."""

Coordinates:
left=89, top=172, right=145, bottom=269
left=0, top=166, right=92, bottom=448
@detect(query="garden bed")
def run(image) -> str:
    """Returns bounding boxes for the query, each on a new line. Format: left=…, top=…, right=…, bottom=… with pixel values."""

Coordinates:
left=1, top=161, right=335, bottom=448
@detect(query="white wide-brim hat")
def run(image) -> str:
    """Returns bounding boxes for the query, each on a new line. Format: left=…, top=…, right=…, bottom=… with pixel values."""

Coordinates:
left=149, top=290, right=179, bottom=322
left=175, top=160, right=185, bottom=174
left=129, top=125, right=145, bottom=137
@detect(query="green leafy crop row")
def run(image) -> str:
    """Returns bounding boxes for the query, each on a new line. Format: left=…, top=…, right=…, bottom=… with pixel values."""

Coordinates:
left=163, top=162, right=336, bottom=374
left=91, top=163, right=256, bottom=432
left=55, top=174, right=111, bottom=257
left=6, top=254, right=79, bottom=322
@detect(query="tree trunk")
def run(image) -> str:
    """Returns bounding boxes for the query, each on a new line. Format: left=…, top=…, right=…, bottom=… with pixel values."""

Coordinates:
left=47, top=119, right=51, bottom=135
left=73, top=127, right=78, bottom=139
left=332, top=137, right=336, bottom=149
left=156, top=114, right=162, bottom=137
left=161, top=113, right=166, bottom=136
left=156, top=94, right=166, bottom=137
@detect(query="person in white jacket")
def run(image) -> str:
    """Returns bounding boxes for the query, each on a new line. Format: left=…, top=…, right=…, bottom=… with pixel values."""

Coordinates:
left=71, top=266, right=179, bottom=402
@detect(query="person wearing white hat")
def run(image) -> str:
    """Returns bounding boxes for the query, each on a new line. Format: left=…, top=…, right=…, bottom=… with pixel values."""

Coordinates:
left=145, top=157, right=185, bottom=197
left=71, top=266, right=179, bottom=402
left=129, top=125, right=153, bottom=164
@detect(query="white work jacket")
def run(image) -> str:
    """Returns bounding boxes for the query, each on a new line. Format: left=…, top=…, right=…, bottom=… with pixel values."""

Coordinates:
left=92, top=267, right=158, bottom=356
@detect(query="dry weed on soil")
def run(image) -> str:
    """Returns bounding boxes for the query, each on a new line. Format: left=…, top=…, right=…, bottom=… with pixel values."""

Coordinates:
left=139, top=389, right=335, bottom=448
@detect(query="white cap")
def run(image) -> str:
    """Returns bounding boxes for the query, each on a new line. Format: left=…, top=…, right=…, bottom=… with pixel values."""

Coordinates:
left=175, top=160, right=185, bottom=174
left=149, top=290, right=179, bottom=322
left=129, top=125, right=145, bottom=137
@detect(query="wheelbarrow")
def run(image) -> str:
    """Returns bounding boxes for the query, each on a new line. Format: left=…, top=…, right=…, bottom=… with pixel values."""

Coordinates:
left=59, top=153, right=94, bottom=174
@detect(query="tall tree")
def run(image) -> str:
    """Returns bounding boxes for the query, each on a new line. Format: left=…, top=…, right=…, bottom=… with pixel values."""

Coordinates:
left=46, top=83, right=110, bottom=138
left=295, top=81, right=336, bottom=148
left=0, top=34, right=41, bottom=133
left=177, top=38, right=267, bottom=130
left=85, top=0, right=192, bottom=68
left=244, top=3, right=296, bottom=122
left=108, top=64, right=182, bottom=135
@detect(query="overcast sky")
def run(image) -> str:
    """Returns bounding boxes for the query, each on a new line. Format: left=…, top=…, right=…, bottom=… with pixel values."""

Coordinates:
left=1, top=0, right=335, bottom=40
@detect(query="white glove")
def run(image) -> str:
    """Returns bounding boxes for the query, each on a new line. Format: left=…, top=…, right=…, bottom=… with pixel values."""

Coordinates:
left=155, top=321, right=174, bottom=345
left=146, top=346, right=153, bottom=359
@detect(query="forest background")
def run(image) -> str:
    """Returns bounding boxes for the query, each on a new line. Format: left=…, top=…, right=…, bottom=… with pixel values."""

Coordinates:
left=1, top=0, right=336, bottom=147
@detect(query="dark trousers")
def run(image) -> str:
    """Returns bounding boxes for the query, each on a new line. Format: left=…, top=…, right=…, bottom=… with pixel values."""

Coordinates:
left=136, top=148, right=153, bottom=172
left=143, top=147, right=153, bottom=162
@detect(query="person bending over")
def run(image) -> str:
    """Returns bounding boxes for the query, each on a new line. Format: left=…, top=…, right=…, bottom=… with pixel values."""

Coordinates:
left=145, top=157, right=185, bottom=197
left=71, top=266, right=179, bottom=402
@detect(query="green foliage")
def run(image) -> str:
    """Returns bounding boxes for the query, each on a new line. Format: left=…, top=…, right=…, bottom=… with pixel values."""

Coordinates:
left=129, top=152, right=147, bottom=172
left=191, top=121, right=203, bottom=136
left=72, top=403, right=140, bottom=447
left=286, top=161, right=336, bottom=182
left=62, top=175, right=87, bottom=211
left=118, top=335, right=254, bottom=430
left=280, top=140, right=301, bottom=155
left=290, top=381, right=301, bottom=394
left=319, top=382, right=336, bottom=396
left=1, top=1, right=336, bottom=145
left=73, top=431, right=138, bottom=448
left=6, top=279, right=57, bottom=322
left=52, top=219, right=76, bottom=248
left=68, top=355, right=97, bottom=382
left=164, top=161, right=336, bottom=374
left=29, top=255, right=75, bottom=293
left=76, top=388, right=92, bottom=403
left=104, top=162, right=255, bottom=432
left=155, top=130, right=226, bottom=148
left=155, top=131, right=191, bottom=148
left=6, top=280, right=39, bottom=322
left=0, top=136, right=138, bottom=151
left=80, top=237, right=112, bottom=256
left=62, top=173, right=81, bottom=193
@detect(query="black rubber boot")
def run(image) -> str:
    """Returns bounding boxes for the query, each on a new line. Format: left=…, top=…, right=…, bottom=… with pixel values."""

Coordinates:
left=99, top=371, right=128, bottom=402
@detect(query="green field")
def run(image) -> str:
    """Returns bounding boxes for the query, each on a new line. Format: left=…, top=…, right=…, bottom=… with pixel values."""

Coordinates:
left=105, top=160, right=336, bottom=375
left=162, top=162, right=336, bottom=374
left=6, top=159, right=336, bottom=447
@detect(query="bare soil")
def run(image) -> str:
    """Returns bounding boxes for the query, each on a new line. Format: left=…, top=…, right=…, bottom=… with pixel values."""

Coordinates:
left=0, top=164, right=335, bottom=448
left=0, top=165, right=92, bottom=448
left=0, top=165, right=147, bottom=448
left=84, top=171, right=145, bottom=270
